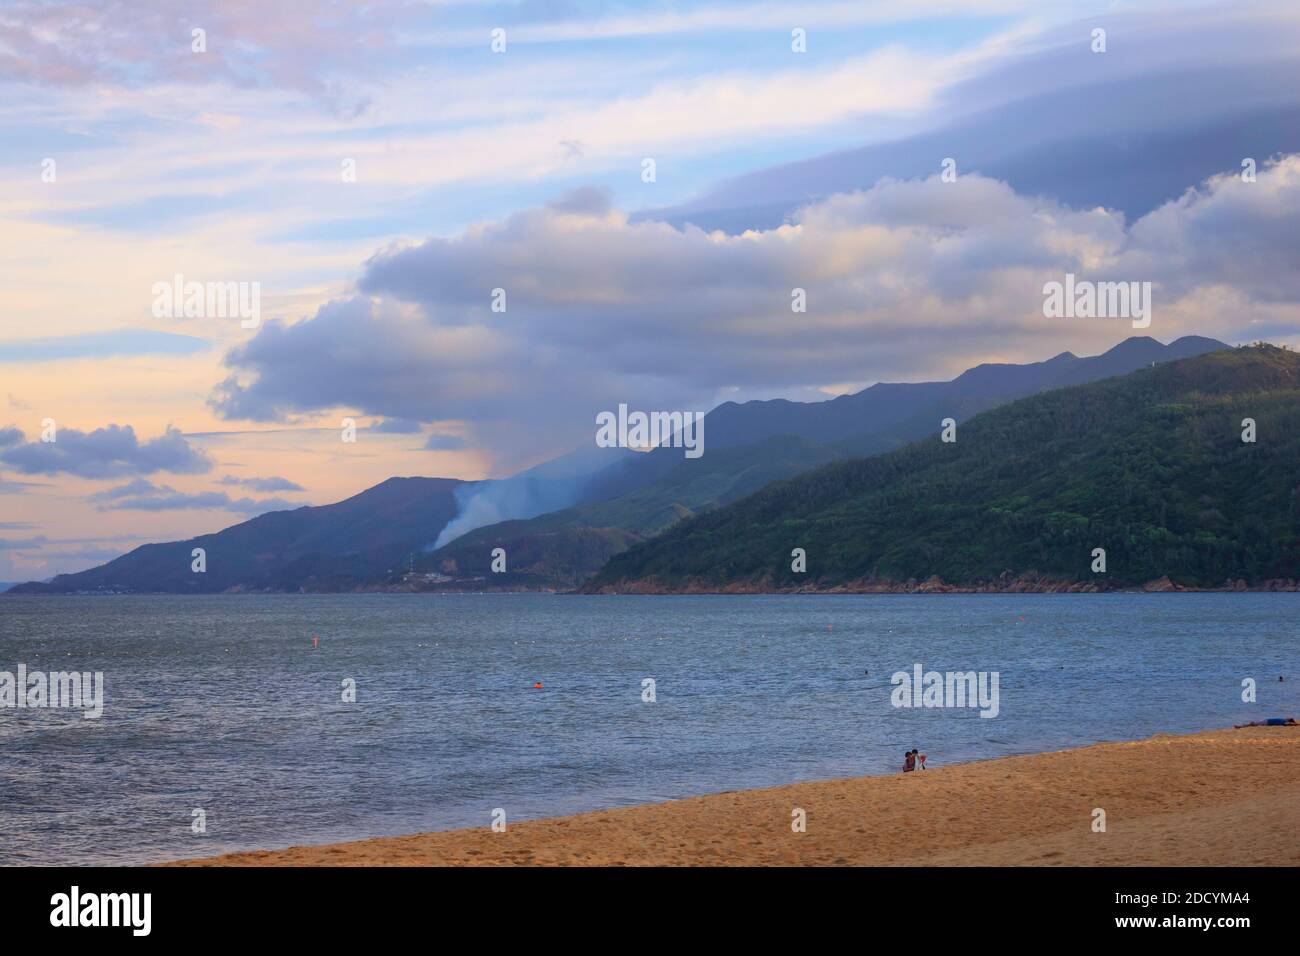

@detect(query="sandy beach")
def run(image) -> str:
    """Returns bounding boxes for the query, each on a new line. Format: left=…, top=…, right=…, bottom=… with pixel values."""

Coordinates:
left=170, top=727, right=1300, bottom=866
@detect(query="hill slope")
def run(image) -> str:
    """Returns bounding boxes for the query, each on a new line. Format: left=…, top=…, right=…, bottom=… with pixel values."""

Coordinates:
left=8, top=477, right=464, bottom=594
left=423, top=435, right=843, bottom=587
left=427, top=336, right=1227, bottom=586
left=588, top=346, right=1300, bottom=592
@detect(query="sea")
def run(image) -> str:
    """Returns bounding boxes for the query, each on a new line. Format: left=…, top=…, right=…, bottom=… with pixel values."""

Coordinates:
left=1, top=593, right=1296, bottom=865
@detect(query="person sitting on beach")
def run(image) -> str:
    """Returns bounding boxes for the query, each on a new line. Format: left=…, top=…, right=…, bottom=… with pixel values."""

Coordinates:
left=1234, top=717, right=1297, bottom=727
left=916, top=750, right=927, bottom=770
left=903, top=750, right=916, bottom=772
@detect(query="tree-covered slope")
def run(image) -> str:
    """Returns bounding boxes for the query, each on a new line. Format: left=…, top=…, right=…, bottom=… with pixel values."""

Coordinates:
left=589, top=346, right=1300, bottom=591
left=427, top=337, right=1227, bottom=588
left=420, top=435, right=844, bottom=585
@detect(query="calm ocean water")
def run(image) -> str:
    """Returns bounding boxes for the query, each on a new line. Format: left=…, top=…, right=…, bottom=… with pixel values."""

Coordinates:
left=1, top=593, right=1297, bottom=865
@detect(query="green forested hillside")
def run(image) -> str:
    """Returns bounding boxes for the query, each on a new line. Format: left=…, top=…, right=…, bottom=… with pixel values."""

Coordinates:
left=421, top=336, right=1226, bottom=589
left=589, top=346, right=1300, bottom=591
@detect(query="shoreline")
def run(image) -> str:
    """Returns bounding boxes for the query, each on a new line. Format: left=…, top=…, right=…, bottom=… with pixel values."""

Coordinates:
left=168, top=726, right=1300, bottom=866
left=13, top=570, right=1300, bottom=596
left=11, top=583, right=1300, bottom=596
left=583, top=572, right=1300, bottom=595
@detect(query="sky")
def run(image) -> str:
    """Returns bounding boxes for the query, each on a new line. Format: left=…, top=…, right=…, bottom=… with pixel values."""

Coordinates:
left=2, top=0, right=1299, bottom=580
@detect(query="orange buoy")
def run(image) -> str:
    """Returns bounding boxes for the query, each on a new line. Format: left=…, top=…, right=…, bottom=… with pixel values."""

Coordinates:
left=534, top=682, right=543, bottom=689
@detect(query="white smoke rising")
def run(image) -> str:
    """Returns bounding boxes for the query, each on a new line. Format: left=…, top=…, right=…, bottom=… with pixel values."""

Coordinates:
left=430, top=474, right=591, bottom=549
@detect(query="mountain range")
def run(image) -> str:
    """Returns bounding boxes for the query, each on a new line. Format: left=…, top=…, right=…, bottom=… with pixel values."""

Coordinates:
left=419, top=335, right=1227, bottom=587
left=6, top=335, right=1229, bottom=594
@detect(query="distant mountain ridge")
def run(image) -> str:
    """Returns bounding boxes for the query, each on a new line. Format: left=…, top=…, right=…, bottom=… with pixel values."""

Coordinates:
left=422, top=336, right=1229, bottom=588
left=6, top=335, right=1229, bottom=594
left=698, top=334, right=1227, bottom=452
left=8, top=477, right=465, bottom=594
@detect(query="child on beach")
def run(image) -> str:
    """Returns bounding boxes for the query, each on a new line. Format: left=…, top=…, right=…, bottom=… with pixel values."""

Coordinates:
left=1234, top=717, right=1297, bottom=727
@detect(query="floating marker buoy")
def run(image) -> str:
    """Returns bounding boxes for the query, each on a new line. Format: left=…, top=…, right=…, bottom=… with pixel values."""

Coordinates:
left=534, top=682, right=542, bottom=689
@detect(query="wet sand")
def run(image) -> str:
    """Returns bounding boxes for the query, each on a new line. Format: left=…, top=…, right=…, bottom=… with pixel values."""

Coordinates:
left=169, top=727, right=1300, bottom=866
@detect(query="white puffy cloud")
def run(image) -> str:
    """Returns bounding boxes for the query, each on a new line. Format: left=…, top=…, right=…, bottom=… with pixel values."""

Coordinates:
left=211, top=158, right=1300, bottom=468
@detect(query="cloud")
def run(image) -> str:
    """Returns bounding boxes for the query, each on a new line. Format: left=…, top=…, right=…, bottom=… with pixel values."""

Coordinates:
left=467, top=0, right=1041, bottom=44
left=423, top=432, right=468, bottom=451
left=324, top=417, right=469, bottom=448
left=0, top=0, right=1032, bottom=96
left=88, top=478, right=160, bottom=502
left=0, top=330, right=209, bottom=363
left=369, top=418, right=423, bottom=434
left=546, top=186, right=612, bottom=216
left=45, top=546, right=125, bottom=563
left=223, top=495, right=302, bottom=515
left=209, top=156, right=1300, bottom=468
left=89, top=478, right=299, bottom=514
left=0, top=478, right=49, bottom=494
left=0, top=425, right=23, bottom=447
left=0, top=425, right=214, bottom=479
left=0, top=530, right=161, bottom=579
left=1127, top=157, right=1300, bottom=302
left=218, top=474, right=305, bottom=492
left=648, top=4, right=1300, bottom=227
left=0, top=0, right=416, bottom=108
left=0, top=535, right=48, bottom=550
left=1, top=4, right=1025, bottom=245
